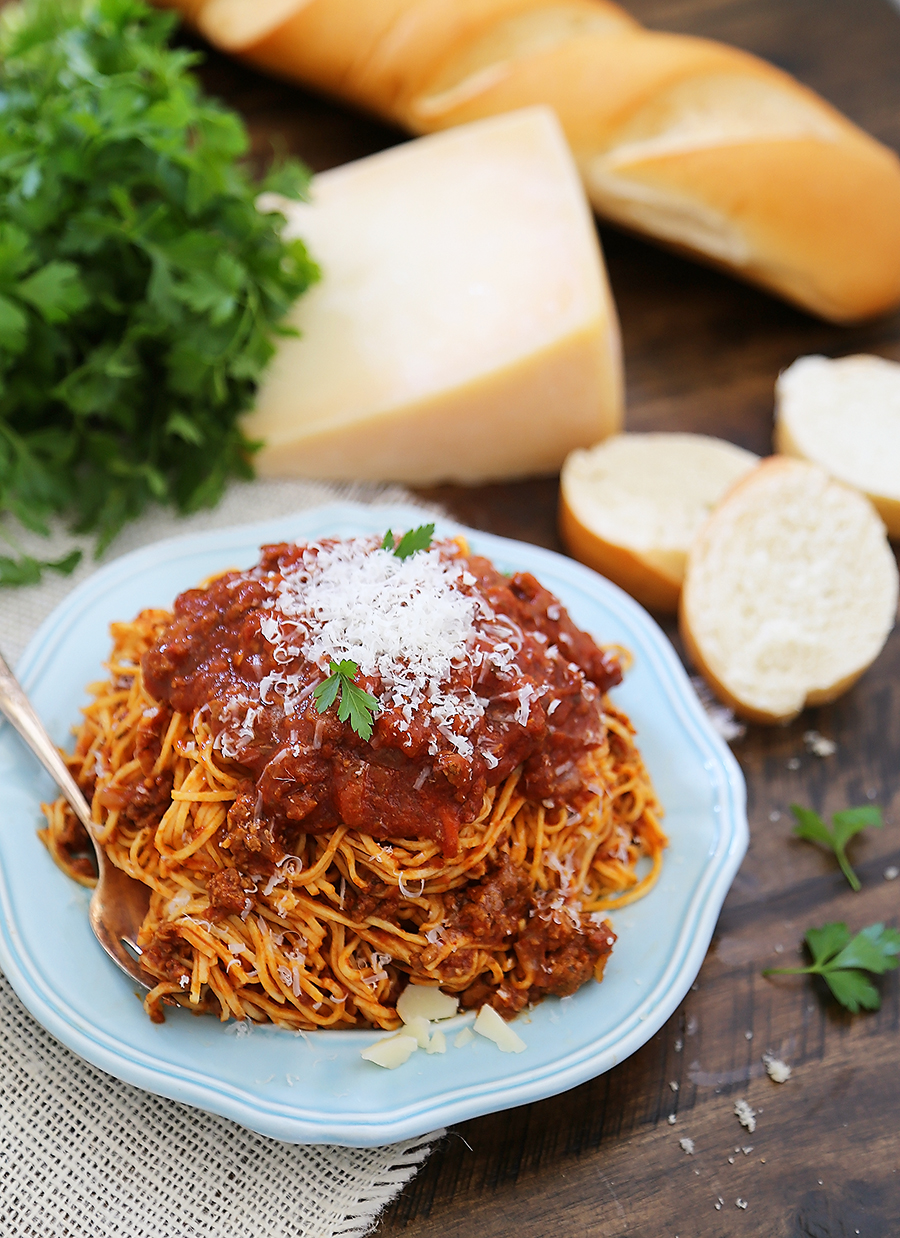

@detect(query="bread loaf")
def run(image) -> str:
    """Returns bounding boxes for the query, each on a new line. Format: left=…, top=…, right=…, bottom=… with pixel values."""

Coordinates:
left=775, top=354, right=900, bottom=539
left=680, top=457, right=899, bottom=725
left=559, top=433, right=758, bottom=612
left=159, top=0, right=900, bottom=323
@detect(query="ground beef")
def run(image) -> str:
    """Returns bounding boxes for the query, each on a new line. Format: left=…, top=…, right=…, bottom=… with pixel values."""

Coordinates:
left=516, top=897, right=616, bottom=997
left=426, top=857, right=615, bottom=1015
left=122, top=772, right=174, bottom=829
left=443, top=855, right=531, bottom=947
left=135, top=704, right=174, bottom=776
left=141, top=922, right=192, bottom=1018
left=206, top=868, right=248, bottom=920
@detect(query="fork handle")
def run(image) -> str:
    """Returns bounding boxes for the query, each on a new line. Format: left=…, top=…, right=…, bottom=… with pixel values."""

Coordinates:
left=0, top=652, right=95, bottom=833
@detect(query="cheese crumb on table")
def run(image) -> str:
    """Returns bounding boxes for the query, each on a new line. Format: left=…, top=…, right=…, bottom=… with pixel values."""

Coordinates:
left=679, top=1137, right=695, bottom=1155
left=803, top=729, right=837, bottom=757
left=762, top=1053, right=792, bottom=1083
left=734, top=1099, right=757, bottom=1132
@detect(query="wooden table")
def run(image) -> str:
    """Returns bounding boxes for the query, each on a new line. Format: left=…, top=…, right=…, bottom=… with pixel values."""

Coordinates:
left=190, top=3, right=900, bottom=1233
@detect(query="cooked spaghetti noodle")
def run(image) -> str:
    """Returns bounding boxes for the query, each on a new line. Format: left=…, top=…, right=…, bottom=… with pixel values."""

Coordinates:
left=41, top=535, right=665, bottom=1029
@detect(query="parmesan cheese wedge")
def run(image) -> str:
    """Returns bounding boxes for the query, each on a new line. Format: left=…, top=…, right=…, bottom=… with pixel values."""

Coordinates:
left=245, top=107, right=622, bottom=484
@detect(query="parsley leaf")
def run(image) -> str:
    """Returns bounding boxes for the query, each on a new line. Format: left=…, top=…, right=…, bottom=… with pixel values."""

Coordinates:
left=791, top=803, right=882, bottom=891
left=763, top=921, right=900, bottom=1012
left=313, top=659, right=379, bottom=741
left=0, top=548, right=81, bottom=587
left=0, top=0, right=319, bottom=582
left=381, top=523, right=435, bottom=559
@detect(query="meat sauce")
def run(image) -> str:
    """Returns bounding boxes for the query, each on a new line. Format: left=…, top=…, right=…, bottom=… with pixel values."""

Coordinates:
left=141, top=539, right=622, bottom=866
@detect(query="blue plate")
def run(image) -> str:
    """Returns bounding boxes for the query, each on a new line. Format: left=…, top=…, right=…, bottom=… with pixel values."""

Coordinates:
left=0, top=501, right=746, bottom=1146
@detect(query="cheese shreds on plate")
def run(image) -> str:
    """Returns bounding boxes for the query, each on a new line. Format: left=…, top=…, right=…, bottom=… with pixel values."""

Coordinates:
left=360, top=1033, right=418, bottom=1069
left=473, top=1004, right=527, bottom=1053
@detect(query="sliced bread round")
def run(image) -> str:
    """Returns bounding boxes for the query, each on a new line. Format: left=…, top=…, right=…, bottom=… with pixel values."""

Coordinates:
left=680, top=456, right=899, bottom=724
left=775, top=353, right=900, bottom=538
left=559, top=433, right=759, bottom=612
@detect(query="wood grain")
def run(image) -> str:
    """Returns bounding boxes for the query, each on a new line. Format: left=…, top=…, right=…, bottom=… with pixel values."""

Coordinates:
left=182, top=3, right=900, bottom=1233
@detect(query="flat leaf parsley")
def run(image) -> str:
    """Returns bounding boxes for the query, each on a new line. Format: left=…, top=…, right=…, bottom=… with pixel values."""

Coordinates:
left=0, top=0, right=318, bottom=580
left=791, top=803, right=882, bottom=891
left=763, top=921, right=900, bottom=1013
left=313, top=659, right=379, bottom=741
left=382, top=523, right=435, bottom=559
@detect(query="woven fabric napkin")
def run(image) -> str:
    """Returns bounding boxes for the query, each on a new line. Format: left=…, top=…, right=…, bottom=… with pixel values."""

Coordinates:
left=0, top=478, right=443, bottom=1238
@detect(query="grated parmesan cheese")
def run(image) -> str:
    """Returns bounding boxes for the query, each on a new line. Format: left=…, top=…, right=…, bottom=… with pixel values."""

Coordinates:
left=217, top=536, right=532, bottom=760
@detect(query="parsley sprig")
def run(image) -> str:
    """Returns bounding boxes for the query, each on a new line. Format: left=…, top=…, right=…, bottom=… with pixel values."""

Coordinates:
left=382, top=524, right=435, bottom=559
left=763, top=921, right=900, bottom=1012
left=0, top=0, right=318, bottom=581
left=791, top=803, right=882, bottom=891
left=313, top=659, right=379, bottom=741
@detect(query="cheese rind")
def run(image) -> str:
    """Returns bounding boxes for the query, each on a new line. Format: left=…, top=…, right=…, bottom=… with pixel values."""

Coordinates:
left=245, top=107, right=622, bottom=483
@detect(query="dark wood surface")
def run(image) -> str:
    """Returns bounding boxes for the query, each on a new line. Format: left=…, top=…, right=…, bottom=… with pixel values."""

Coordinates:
left=190, top=3, right=900, bottom=1233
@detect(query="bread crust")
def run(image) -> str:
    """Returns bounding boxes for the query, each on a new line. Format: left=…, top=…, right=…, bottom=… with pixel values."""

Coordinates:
left=162, top=0, right=900, bottom=322
left=558, top=490, right=681, bottom=613
left=678, top=590, right=869, bottom=726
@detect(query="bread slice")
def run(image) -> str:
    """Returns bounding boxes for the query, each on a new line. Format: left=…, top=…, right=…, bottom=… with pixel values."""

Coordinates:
left=680, top=457, right=899, bottom=725
left=775, top=354, right=900, bottom=538
left=559, top=433, right=758, bottom=612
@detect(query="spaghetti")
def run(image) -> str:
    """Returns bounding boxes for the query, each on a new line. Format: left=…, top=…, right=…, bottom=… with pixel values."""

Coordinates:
left=41, top=534, right=665, bottom=1030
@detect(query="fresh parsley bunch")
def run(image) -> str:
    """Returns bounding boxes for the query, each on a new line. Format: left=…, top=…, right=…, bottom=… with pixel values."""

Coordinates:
left=0, top=0, right=318, bottom=580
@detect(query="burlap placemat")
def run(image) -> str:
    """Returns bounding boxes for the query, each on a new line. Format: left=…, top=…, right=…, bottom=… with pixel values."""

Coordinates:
left=0, top=479, right=444, bottom=1238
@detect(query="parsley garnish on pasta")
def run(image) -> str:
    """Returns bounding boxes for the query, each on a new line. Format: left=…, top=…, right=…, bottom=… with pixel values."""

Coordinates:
left=314, top=659, right=380, bottom=741
left=381, top=524, right=435, bottom=559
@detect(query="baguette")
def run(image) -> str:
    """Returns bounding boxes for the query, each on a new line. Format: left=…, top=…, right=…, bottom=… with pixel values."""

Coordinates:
left=559, top=433, right=758, bottom=612
left=680, top=457, right=899, bottom=725
left=160, top=0, right=900, bottom=323
left=775, top=354, right=900, bottom=539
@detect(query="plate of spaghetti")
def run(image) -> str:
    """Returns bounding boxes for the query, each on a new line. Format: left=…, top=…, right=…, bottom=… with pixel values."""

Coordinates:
left=0, top=501, right=746, bottom=1145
